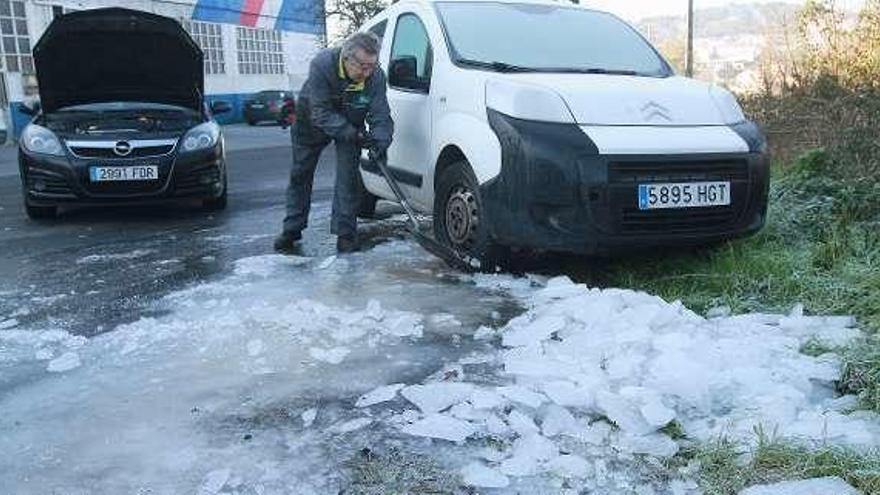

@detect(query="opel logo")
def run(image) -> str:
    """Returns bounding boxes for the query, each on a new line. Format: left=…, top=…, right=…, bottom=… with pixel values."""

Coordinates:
left=113, top=141, right=132, bottom=157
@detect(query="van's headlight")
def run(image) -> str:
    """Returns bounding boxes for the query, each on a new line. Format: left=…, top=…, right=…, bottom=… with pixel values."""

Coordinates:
left=21, top=124, right=64, bottom=156
left=181, top=122, right=220, bottom=152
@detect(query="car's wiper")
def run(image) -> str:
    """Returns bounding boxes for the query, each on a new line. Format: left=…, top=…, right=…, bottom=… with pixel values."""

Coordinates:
left=550, top=67, right=641, bottom=76
left=456, top=59, right=539, bottom=73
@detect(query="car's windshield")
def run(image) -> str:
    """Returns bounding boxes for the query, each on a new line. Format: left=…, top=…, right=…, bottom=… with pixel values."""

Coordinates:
left=436, top=2, right=670, bottom=76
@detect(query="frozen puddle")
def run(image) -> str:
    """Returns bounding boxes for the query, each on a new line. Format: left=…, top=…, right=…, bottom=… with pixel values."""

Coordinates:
left=1, top=242, right=876, bottom=494
left=0, top=241, right=517, bottom=494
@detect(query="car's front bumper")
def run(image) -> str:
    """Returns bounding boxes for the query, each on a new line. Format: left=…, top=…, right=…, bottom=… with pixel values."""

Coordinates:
left=482, top=110, right=770, bottom=255
left=20, top=143, right=226, bottom=207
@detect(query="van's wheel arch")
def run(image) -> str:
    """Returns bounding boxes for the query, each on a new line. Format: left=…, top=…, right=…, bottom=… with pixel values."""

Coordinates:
left=433, top=160, right=508, bottom=270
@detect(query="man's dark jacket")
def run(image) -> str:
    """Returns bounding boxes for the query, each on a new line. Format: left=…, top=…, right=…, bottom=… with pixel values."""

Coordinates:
left=296, top=47, right=393, bottom=148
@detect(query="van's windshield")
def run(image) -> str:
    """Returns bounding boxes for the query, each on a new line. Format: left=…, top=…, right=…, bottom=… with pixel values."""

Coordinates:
left=435, top=2, right=670, bottom=77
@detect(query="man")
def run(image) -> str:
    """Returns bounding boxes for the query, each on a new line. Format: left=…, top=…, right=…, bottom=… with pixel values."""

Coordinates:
left=274, top=32, right=393, bottom=254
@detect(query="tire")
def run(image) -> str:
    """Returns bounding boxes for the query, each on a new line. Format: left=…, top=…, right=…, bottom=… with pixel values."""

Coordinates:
left=203, top=175, right=228, bottom=211
left=357, top=190, right=379, bottom=218
left=24, top=201, right=57, bottom=220
left=246, top=119, right=257, bottom=126
left=433, top=160, right=508, bottom=270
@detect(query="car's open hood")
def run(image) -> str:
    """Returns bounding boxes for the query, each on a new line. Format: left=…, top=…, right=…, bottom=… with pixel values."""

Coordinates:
left=34, top=8, right=204, bottom=114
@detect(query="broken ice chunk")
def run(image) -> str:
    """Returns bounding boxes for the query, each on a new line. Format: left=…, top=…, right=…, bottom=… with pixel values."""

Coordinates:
left=507, top=409, right=540, bottom=437
left=502, top=315, right=566, bottom=347
left=546, top=454, right=592, bottom=479
left=47, top=352, right=81, bottom=373
left=301, top=408, right=317, bottom=427
left=355, top=383, right=405, bottom=408
left=739, top=476, right=860, bottom=495
left=497, top=385, right=547, bottom=409
left=330, top=417, right=373, bottom=434
left=401, top=413, right=477, bottom=442
left=308, top=347, right=350, bottom=364
left=401, top=383, right=474, bottom=413
left=198, top=468, right=230, bottom=495
left=460, top=462, right=510, bottom=488
left=541, top=405, right=579, bottom=438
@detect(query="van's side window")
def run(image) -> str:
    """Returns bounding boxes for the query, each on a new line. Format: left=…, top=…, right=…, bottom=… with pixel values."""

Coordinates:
left=368, top=20, right=387, bottom=48
left=389, top=13, right=433, bottom=92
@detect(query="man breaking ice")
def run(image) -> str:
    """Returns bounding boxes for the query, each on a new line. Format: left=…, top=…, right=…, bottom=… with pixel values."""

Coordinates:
left=274, top=32, right=393, bottom=254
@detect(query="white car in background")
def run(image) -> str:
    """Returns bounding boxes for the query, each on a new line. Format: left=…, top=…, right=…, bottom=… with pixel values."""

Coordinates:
left=359, top=0, right=769, bottom=265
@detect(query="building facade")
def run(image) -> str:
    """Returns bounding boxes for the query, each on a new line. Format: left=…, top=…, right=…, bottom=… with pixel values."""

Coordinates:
left=0, top=0, right=326, bottom=140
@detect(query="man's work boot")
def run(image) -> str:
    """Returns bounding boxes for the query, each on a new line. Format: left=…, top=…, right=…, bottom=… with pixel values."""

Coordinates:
left=336, top=234, right=360, bottom=254
left=273, top=231, right=302, bottom=253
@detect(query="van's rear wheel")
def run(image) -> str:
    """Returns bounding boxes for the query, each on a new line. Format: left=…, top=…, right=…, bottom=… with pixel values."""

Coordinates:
left=433, top=161, right=507, bottom=270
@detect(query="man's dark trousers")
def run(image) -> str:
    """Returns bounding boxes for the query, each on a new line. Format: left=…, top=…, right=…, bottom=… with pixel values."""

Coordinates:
left=282, top=123, right=361, bottom=239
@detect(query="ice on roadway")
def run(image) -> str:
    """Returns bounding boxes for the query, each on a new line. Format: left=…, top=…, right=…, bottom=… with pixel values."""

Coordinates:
left=1, top=236, right=876, bottom=494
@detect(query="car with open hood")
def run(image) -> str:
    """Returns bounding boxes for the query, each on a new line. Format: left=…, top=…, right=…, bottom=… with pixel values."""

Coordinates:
left=18, top=7, right=231, bottom=219
left=357, top=0, right=769, bottom=265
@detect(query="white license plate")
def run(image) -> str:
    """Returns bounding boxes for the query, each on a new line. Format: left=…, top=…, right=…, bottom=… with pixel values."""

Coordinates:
left=89, top=165, right=158, bottom=182
left=638, top=181, right=731, bottom=210
left=250, top=104, right=264, bottom=108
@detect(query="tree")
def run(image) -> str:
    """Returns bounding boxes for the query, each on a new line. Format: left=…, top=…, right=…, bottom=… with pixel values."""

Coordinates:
left=325, top=0, right=387, bottom=41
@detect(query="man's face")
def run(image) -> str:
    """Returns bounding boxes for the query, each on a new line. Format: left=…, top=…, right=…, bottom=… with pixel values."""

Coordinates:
left=344, top=48, right=379, bottom=83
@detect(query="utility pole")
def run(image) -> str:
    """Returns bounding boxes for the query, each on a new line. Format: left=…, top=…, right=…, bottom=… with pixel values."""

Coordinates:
left=686, top=0, right=694, bottom=77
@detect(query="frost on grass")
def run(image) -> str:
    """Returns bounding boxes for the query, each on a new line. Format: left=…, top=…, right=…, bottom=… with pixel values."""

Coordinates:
left=739, top=477, right=860, bottom=495
left=344, top=448, right=460, bottom=495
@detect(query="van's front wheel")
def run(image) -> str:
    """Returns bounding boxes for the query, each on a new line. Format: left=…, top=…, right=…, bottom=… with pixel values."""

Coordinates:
left=433, top=161, right=507, bottom=270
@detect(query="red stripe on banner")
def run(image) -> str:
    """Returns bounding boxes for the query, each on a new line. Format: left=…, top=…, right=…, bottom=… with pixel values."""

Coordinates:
left=240, top=0, right=264, bottom=27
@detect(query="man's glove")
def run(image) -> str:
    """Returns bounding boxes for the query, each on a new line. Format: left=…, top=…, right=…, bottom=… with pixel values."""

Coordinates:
left=367, top=144, right=387, bottom=164
left=356, top=129, right=376, bottom=150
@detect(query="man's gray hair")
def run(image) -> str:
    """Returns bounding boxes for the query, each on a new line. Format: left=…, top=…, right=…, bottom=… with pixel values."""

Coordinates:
left=341, top=32, right=381, bottom=60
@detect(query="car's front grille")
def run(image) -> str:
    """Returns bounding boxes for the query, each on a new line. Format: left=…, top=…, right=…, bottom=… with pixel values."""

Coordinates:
left=66, top=139, right=177, bottom=159
left=603, top=159, right=750, bottom=234
left=619, top=206, right=738, bottom=233
left=608, top=159, right=749, bottom=183
left=27, top=167, right=74, bottom=196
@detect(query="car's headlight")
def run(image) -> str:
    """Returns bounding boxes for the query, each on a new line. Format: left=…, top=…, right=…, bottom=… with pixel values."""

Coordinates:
left=710, top=86, right=746, bottom=125
left=485, top=79, right=576, bottom=124
left=21, top=124, right=64, bottom=156
left=181, top=122, right=220, bottom=152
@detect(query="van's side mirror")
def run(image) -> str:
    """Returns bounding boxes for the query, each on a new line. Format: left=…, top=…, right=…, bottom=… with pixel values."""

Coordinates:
left=20, top=101, right=41, bottom=116
left=389, top=56, right=429, bottom=92
left=211, top=101, right=232, bottom=114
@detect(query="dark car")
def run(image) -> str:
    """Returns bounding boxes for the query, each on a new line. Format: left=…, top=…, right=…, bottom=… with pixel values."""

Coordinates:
left=243, top=90, right=295, bottom=126
left=19, top=8, right=231, bottom=220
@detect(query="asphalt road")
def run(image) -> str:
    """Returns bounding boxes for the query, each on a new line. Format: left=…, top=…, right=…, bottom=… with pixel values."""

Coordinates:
left=0, top=124, right=345, bottom=338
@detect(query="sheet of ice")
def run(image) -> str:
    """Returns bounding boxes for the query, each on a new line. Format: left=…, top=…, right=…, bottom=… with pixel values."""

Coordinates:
left=400, top=414, right=477, bottom=443
left=309, top=347, right=350, bottom=364
left=355, top=383, right=405, bottom=408
left=401, top=383, right=475, bottom=413
left=301, top=408, right=318, bottom=428
left=76, top=249, right=156, bottom=264
left=460, top=462, right=510, bottom=488
left=0, top=318, right=19, bottom=329
left=46, top=351, right=81, bottom=372
left=473, top=326, right=496, bottom=340
left=739, top=477, right=860, bottom=495
left=233, top=255, right=310, bottom=277
left=198, top=468, right=231, bottom=495
left=330, top=418, right=373, bottom=434
left=489, top=276, right=876, bottom=448
left=0, top=239, right=519, bottom=494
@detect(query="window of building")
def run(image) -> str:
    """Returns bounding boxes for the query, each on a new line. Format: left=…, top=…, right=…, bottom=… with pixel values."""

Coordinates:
left=181, top=19, right=226, bottom=75
left=236, top=26, right=284, bottom=75
left=0, top=0, right=32, bottom=74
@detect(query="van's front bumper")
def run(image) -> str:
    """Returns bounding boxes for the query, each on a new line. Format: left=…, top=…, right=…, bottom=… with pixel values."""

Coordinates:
left=482, top=109, right=770, bottom=255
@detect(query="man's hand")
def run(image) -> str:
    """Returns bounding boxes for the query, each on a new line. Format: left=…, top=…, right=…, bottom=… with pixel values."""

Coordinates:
left=356, top=129, right=377, bottom=150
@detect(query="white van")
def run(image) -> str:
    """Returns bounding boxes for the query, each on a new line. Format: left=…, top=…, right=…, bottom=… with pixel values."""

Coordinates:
left=359, top=0, right=769, bottom=264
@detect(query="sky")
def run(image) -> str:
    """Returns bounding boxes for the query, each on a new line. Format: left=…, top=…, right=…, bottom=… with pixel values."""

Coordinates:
left=583, top=0, right=867, bottom=22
